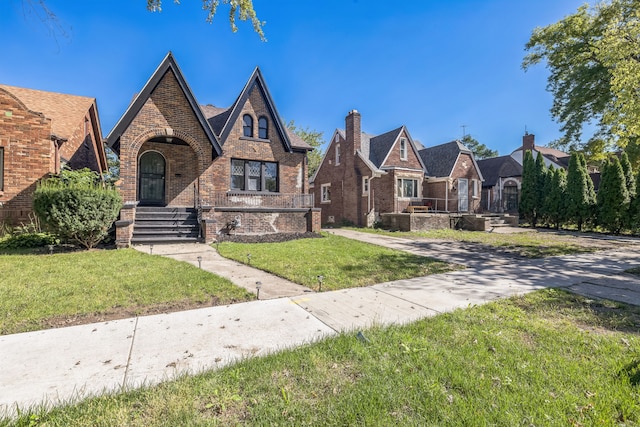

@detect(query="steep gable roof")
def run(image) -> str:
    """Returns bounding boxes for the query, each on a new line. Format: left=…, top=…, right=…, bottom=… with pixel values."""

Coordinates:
left=476, top=155, right=522, bottom=187
left=419, top=140, right=483, bottom=181
left=0, top=84, right=107, bottom=172
left=0, top=84, right=95, bottom=141
left=106, top=52, right=222, bottom=157
left=419, top=140, right=468, bottom=177
left=214, top=67, right=310, bottom=152
left=369, top=127, right=402, bottom=168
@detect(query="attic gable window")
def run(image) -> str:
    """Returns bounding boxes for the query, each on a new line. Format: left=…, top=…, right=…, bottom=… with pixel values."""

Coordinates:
left=258, top=116, right=268, bottom=139
left=243, top=114, right=253, bottom=137
left=400, top=138, right=407, bottom=161
left=321, top=183, right=331, bottom=203
left=231, top=158, right=278, bottom=192
left=335, top=144, right=341, bottom=165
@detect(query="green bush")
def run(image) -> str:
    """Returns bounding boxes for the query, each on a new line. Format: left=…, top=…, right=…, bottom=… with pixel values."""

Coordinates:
left=0, top=232, right=59, bottom=249
left=33, top=169, right=122, bottom=249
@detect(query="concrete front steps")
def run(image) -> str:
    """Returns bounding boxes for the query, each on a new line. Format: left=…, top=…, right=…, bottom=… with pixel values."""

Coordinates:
left=131, top=206, right=200, bottom=245
left=461, top=213, right=519, bottom=231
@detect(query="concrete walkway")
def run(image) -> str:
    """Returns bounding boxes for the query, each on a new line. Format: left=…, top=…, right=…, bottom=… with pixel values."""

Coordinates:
left=2, top=231, right=640, bottom=417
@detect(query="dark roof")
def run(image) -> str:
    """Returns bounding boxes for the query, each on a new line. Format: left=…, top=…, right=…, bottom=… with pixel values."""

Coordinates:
left=368, top=127, right=403, bottom=168
left=106, top=52, right=222, bottom=157
left=476, top=155, right=523, bottom=187
left=419, top=140, right=471, bottom=178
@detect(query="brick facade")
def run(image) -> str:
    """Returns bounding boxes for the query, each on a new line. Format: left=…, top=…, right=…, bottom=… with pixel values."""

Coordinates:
left=109, top=54, right=313, bottom=245
left=312, top=111, right=426, bottom=227
left=0, top=86, right=106, bottom=226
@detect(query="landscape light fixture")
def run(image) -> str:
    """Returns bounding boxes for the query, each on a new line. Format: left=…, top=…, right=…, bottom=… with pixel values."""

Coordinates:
left=256, top=281, right=262, bottom=300
left=197, top=256, right=202, bottom=269
left=317, top=275, right=324, bottom=292
left=48, top=245, right=54, bottom=255
left=149, top=244, right=154, bottom=255
left=247, top=253, right=252, bottom=265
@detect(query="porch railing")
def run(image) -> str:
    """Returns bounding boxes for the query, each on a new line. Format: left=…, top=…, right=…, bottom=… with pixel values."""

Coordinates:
left=408, top=198, right=460, bottom=213
left=212, top=192, right=314, bottom=209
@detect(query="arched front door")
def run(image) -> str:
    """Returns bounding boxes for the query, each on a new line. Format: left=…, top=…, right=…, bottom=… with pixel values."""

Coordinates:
left=139, top=151, right=165, bottom=205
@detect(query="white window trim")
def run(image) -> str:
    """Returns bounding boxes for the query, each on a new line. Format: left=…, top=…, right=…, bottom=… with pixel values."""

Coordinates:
left=362, top=176, right=369, bottom=196
left=397, top=177, right=419, bottom=199
left=400, top=138, right=408, bottom=161
left=471, top=179, right=479, bottom=199
left=335, top=144, right=341, bottom=166
left=321, top=183, right=331, bottom=203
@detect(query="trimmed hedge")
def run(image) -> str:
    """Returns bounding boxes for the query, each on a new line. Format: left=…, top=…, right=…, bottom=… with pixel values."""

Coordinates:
left=33, top=169, right=122, bottom=249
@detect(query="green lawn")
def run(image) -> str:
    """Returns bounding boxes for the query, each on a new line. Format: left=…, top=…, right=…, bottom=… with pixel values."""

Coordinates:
left=353, top=227, right=605, bottom=258
left=9, top=289, right=640, bottom=426
left=0, top=249, right=253, bottom=335
left=217, top=232, right=458, bottom=291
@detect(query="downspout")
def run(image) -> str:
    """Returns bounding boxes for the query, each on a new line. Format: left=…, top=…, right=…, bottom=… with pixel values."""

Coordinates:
left=445, top=179, right=449, bottom=212
left=499, top=177, right=503, bottom=212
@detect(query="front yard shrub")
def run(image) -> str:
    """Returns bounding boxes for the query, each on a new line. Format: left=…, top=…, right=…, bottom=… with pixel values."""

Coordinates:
left=0, top=232, right=59, bottom=249
left=33, top=169, right=122, bottom=249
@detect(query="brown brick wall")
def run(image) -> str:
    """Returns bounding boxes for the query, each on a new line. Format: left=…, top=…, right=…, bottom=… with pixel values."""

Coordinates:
left=0, top=92, right=53, bottom=225
left=383, top=130, right=422, bottom=170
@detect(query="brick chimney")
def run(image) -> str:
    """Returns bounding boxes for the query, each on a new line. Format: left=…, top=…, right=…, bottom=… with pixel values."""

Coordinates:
left=522, top=132, right=535, bottom=152
left=345, top=109, right=361, bottom=153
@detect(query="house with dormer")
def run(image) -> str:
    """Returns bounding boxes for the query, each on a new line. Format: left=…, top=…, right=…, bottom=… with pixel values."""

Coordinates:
left=107, top=52, right=318, bottom=246
left=0, top=85, right=107, bottom=225
left=310, top=110, right=427, bottom=227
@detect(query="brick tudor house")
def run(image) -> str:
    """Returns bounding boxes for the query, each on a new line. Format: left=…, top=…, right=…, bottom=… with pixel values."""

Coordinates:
left=310, top=110, right=483, bottom=227
left=0, top=85, right=107, bottom=226
left=107, top=53, right=319, bottom=247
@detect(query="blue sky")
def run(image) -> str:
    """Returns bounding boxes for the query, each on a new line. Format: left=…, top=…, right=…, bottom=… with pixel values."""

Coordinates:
left=2, top=0, right=587, bottom=155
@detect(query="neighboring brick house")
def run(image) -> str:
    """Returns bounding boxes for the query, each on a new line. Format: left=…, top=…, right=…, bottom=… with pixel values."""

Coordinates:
left=418, top=140, right=484, bottom=213
left=106, top=52, right=317, bottom=246
left=511, top=132, right=570, bottom=169
left=0, top=85, right=107, bottom=226
left=476, top=155, right=522, bottom=213
left=310, top=110, right=427, bottom=227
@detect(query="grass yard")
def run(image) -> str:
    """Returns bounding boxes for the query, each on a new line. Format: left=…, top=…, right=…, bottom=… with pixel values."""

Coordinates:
left=217, top=232, right=458, bottom=291
left=8, top=289, right=640, bottom=426
left=353, top=227, right=615, bottom=258
left=0, top=249, right=253, bottom=335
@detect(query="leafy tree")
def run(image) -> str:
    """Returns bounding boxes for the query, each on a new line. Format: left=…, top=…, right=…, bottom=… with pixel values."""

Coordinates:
left=597, top=157, right=629, bottom=233
left=522, top=0, right=640, bottom=161
left=104, top=146, right=120, bottom=185
left=546, top=166, right=567, bottom=230
left=630, top=170, right=640, bottom=230
left=519, top=150, right=537, bottom=226
left=147, top=0, right=265, bottom=40
left=620, top=151, right=636, bottom=197
left=461, top=134, right=498, bottom=160
left=566, top=152, right=595, bottom=231
left=288, top=121, right=325, bottom=178
left=33, top=168, right=122, bottom=249
left=534, top=152, right=548, bottom=226
left=23, top=0, right=265, bottom=41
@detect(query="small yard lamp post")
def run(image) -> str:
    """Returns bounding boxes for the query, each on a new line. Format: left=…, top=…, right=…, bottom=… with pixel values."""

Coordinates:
left=256, top=281, right=262, bottom=300
left=317, top=275, right=324, bottom=292
left=47, top=244, right=54, bottom=255
left=197, top=256, right=202, bottom=269
left=247, top=253, right=251, bottom=265
left=149, top=244, right=154, bottom=255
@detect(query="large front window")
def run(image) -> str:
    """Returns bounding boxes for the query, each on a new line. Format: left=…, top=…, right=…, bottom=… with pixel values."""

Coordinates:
left=397, top=178, right=418, bottom=198
left=231, top=159, right=278, bottom=192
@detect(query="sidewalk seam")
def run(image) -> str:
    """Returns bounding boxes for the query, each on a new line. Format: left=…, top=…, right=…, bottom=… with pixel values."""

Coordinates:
left=122, top=316, right=139, bottom=390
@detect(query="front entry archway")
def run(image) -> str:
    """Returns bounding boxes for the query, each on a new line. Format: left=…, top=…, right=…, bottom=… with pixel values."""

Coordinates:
left=139, top=151, right=166, bottom=205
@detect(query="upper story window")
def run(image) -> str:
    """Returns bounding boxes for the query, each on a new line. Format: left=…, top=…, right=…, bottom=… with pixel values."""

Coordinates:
left=362, top=176, right=369, bottom=196
left=321, top=183, right=331, bottom=203
left=242, top=114, right=253, bottom=137
left=258, top=116, right=268, bottom=139
left=472, top=179, right=479, bottom=198
left=231, top=158, right=278, bottom=192
left=0, top=147, right=4, bottom=191
left=397, top=178, right=418, bottom=198
left=335, top=144, right=341, bottom=165
left=400, top=138, right=408, bottom=160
